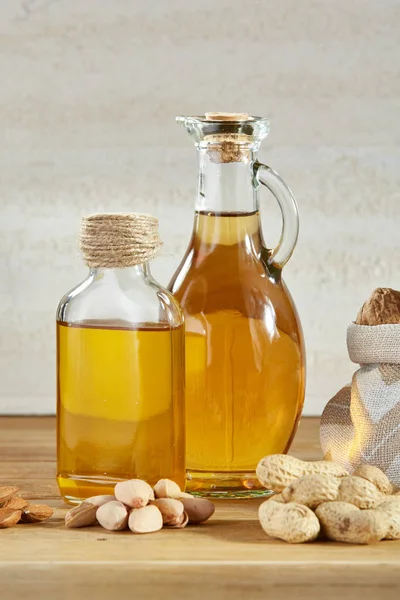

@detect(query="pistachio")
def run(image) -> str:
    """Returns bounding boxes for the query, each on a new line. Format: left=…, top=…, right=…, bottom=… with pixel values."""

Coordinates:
left=153, top=479, right=183, bottom=499
left=115, top=479, right=154, bottom=508
left=65, top=501, right=98, bottom=528
left=85, top=495, right=116, bottom=507
left=151, top=498, right=185, bottom=526
left=0, top=508, right=22, bottom=528
left=96, top=501, right=128, bottom=531
left=169, top=510, right=189, bottom=529
left=180, top=497, right=215, bottom=524
left=128, top=505, right=163, bottom=534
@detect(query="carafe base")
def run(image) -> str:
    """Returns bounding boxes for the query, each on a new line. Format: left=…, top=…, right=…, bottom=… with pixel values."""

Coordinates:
left=186, top=470, right=273, bottom=499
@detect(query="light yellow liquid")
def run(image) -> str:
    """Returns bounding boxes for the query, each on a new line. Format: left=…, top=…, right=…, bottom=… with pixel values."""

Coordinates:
left=170, top=211, right=305, bottom=496
left=57, top=320, right=185, bottom=503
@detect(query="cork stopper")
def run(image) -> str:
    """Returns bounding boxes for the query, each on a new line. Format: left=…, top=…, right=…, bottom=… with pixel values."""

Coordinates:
left=203, top=112, right=253, bottom=163
left=205, top=112, right=250, bottom=122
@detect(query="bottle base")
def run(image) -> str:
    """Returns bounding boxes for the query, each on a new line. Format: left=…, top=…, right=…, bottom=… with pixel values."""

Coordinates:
left=57, top=474, right=122, bottom=505
left=58, top=471, right=272, bottom=503
left=57, top=471, right=187, bottom=504
left=185, top=470, right=272, bottom=499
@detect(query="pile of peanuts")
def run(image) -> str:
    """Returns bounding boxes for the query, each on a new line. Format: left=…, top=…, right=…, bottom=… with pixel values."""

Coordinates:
left=256, top=455, right=400, bottom=544
left=65, top=478, right=215, bottom=533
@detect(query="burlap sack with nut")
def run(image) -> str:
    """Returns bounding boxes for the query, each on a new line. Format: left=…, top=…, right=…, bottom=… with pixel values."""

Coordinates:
left=320, top=289, right=400, bottom=489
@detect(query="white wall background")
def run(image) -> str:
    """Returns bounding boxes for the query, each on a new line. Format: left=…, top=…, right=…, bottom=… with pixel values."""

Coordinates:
left=1, top=0, right=399, bottom=415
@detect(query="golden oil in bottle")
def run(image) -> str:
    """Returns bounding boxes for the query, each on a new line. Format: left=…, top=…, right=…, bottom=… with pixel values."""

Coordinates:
left=170, top=211, right=304, bottom=496
left=57, top=320, right=185, bottom=503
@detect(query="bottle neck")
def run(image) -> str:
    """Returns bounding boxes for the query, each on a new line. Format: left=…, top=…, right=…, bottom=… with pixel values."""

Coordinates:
left=90, top=264, right=153, bottom=285
left=195, top=148, right=258, bottom=214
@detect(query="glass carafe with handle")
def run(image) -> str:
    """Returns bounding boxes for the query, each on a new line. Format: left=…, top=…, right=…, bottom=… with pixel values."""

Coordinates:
left=169, top=112, right=305, bottom=498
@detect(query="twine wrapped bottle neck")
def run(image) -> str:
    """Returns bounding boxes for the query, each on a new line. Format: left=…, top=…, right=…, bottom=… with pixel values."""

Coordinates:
left=80, top=213, right=162, bottom=269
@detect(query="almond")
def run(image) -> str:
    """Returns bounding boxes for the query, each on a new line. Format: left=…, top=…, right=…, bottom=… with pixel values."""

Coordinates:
left=65, top=501, right=98, bottom=528
left=0, top=486, right=19, bottom=507
left=3, top=497, right=28, bottom=511
left=21, top=504, right=54, bottom=523
left=0, top=508, right=22, bottom=528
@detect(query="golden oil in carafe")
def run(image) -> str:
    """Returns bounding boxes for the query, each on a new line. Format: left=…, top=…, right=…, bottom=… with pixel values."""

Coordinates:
left=57, top=320, right=185, bottom=503
left=171, top=211, right=305, bottom=495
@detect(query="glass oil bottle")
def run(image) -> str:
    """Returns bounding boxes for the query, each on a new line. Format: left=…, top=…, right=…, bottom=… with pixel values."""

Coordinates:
left=169, top=113, right=305, bottom=497
left=57, top=213, right=185, bottom=503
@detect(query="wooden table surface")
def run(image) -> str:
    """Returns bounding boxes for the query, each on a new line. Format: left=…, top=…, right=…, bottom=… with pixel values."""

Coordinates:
left=1, top=417, right=399, bottom=600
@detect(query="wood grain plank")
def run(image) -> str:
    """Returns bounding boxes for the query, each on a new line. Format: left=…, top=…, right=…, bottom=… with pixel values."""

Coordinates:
left=1, top=563, right=400, bottom=600
left=0, top=418, right=55, bottom=462
left=1, top=417, right=399, bottom=600
left=0, top=417, right=322, bottom=499
left=1, top=499, right=400, bottom=565
left=0, top=462, right=55, bottom=479
left=0, top=416, right=322, bottom=462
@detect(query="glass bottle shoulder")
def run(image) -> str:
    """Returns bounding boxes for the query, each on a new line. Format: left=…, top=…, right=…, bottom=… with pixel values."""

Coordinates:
left=57, top=267, right=183, bottom=329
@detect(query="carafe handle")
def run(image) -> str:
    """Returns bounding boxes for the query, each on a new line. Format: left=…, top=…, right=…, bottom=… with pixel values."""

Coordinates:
left=253, top=161, right=299, bottom=270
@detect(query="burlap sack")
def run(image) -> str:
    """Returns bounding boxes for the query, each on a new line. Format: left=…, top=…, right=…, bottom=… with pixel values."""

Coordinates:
left=320, top=322, right=400, bottom=489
